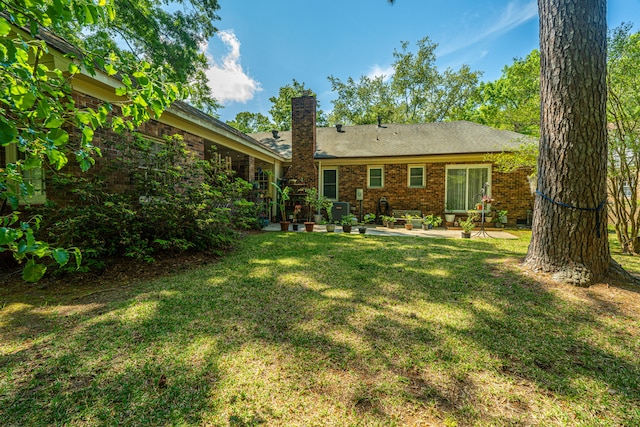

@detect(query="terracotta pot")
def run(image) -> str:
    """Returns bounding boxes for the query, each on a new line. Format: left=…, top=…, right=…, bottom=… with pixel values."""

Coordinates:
left=280, top=221, right=290, bottom=231
left=405, top=223, right=413, bottom=230
left=304, top=222, right=315, bottom=232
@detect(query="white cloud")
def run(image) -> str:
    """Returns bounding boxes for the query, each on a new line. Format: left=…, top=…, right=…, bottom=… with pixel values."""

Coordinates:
left=203, top=30, right=262, bottom=104
left=367, top=64, right=394, bottom=81
left=438, top=1, right=538, bottom=56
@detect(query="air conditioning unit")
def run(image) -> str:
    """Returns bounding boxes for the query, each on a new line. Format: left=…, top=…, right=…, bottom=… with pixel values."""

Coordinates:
left=331, top=202, right=350, bottom=222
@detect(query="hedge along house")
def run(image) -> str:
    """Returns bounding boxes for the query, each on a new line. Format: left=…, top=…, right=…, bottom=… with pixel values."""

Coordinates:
left=1, top=24, right=286, bottom=211
left=251, top=95, right=536, bottom=225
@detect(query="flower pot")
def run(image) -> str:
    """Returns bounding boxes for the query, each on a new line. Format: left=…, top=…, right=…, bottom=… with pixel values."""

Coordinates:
left=387, top=222, right=395, bottom=229
left=461, top=231, right=471, bottom=238
left=405, top=223, right=413, bottom=230
left=358, top=226, right=366, bottom=234
left=445, top=214, right=455, bottom=223
left=326, top=224, right=336, bottom=232
left=314, top=214, right=324, bottom=223
left=342, top=224, right=352, bottom=233
left=292, top=223, right=300, bottom=231
left=304, top=222, right=315, bottom=232
left=280, top=221, right=291, bottom=231
left=411, top=219, right=422, bottom=228
left=500, top=216, right=508, bottom=224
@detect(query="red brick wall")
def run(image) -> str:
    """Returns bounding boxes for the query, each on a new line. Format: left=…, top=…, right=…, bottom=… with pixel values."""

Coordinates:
left=45, top=91, right=237, bottom=206
left=286, top=95, right=317, bottom=187
left=333, top=162, right=534, bottom=225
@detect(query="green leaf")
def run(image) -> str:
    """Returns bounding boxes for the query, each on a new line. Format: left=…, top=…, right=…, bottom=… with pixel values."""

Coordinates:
left=23, top=156, right=42, bottom=170
left=22, top=259, right=47, bottom=282
left=49, top=128, right=69, bottom=146
left=73, top=248, right=82, bottom=269
left=52, top=248, right=70, bottom=266
left=0, top=227, right=18, bottom=245
left=46, top=149, right=68, bottom=170
left=0, top=17, right=11, bottom=36
left=45, top=117, right=65, bottom=128
left=0, top=118, right=17, bottom=145
left=68, top=63, right=80, bottom=74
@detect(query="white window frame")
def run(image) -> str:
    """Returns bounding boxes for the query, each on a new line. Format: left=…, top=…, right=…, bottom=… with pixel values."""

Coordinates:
left=407, top=164, right=425, bottom=188
left=367, top=166, right=384, bottom=189
left=2, top=145, right=47, bottom=205
left=444, top=164, right=491, bottom=212
left=322, top=168, right=339, bottom=201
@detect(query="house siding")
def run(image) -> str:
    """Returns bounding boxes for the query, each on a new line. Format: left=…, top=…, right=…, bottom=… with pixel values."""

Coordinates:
left=328, top=162, right=533, bottom=225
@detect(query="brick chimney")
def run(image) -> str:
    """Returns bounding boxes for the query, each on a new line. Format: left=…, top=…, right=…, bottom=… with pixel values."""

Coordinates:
left=286, top=94, right=317, bottom=188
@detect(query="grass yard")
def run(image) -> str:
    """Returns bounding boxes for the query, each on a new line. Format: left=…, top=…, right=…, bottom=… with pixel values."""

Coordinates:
left=1, top=231, right=639, bottom=426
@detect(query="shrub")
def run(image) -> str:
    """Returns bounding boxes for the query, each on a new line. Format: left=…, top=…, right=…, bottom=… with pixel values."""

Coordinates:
left=37, top=134, right=257, bottom=270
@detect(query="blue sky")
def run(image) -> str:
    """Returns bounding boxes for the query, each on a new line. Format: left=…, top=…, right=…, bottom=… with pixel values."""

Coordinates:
left=204, top=0, right=640, bottom=123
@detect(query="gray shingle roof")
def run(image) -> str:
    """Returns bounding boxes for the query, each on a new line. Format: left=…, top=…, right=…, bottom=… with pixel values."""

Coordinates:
left=250, top=121, right=533, bottom=160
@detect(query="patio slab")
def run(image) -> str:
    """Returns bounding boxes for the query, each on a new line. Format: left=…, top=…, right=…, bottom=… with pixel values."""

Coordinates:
left=262, top=223, right=518, bottom=239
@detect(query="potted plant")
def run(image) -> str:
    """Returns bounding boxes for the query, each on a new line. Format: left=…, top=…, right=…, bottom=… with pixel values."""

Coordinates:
left=271, top=182, right=292, bottom=231
left=444, top=204, right=456, bottom=223
left=319, top=194, right=334, bottom=225
left=293, top=203, right=304, bottom=231
left=422, top=214, right=442, bottom=230
left=341, top=213, right=356, bottom=233
left=302, top=188, right=317, bottom=231
left=401, top=214, right=416, bottom=230
left=495, top=210, right=508, bottom=227
left=459, top=212, right=478, bottom=238
left=358, top=213, right=376, bottom=234
left=381, top=215, right=396, bottom=228
left=325, top=219, right=336, bottom=232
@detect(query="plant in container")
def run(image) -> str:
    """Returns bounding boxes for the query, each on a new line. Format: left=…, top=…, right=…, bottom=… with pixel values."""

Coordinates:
left=271, top=182, right=292, bottom=231
left=340, top=213, right=356, bottom=233
left=459, top=212, right=478, bottom=238
left=381, top=215, right=396, bottom=228
left=495, top=210, right=508, bottom=227
left=401, top=214, right=416, bottom=230
left=423, top=214, right=443, bottom=230
left=358, top=213, right=376, bottom=233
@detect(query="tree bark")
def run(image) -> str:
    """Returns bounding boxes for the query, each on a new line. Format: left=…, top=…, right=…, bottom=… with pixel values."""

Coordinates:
left=524, top=0, right=611, bottom=286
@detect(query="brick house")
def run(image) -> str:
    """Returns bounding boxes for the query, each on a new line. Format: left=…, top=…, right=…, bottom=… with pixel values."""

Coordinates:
left=251, top=95, right=535, bottom=225
left=1, top=25, right=287, bottom=212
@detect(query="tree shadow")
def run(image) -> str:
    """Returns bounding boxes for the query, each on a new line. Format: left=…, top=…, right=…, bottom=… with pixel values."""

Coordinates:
left=1, top=233, right=638, bottom=425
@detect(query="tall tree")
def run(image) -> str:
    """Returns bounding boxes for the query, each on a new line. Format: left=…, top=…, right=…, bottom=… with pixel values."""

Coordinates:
left=268, top=79, right=326, bottom=131
left=1, top=1, right=181, bottom=280
left=606, top=24, right=640, bottom=254
left=226, top=111, right=273, bottom=133
left=46, top=0, right=222, bottom=113
left=523, top=0, right=617, bottom=285
left=472, top=50, right=541, bottom=136
left=329, top=36, right=481, bottom=125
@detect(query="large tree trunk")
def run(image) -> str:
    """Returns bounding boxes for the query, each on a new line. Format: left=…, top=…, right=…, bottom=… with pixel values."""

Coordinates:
left=524, top=0, right=611, bottom=286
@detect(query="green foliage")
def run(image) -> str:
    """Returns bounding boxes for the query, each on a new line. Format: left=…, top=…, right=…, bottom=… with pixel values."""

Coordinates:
left=226, top=111, right=273, bottom=133
left=1, top=1, right=182, bottom=279
left=459, top=212, right=478, bottom=233
left=268, top=79, right=327, bottom=130
left=484, top=140, right=539, bottom=178
left=38, top=135, right=257, bottom=268
left=363, top=213, right=376, bottom=224
left=606, top=24, right=640, bottom=254
left=340, top=213, right=356, bottom=226
left=329, top=36, right=482, bottom=125
left=271, top=181, right=291, bottom=222
left=469, top=50, right=541, bottom=135
left=423, top=214, right=442, bottom=227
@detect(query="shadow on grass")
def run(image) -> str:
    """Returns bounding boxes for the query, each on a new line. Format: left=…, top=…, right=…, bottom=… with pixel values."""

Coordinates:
left=1, top=232, right=639, bottom=426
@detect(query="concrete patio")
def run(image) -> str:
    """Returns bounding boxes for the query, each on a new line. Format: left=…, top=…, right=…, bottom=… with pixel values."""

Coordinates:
left=262, top=223, right=519, bottom=239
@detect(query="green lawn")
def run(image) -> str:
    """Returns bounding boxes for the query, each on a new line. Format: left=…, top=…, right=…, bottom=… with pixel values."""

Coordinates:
left=1, top=231, right=639, bottom=426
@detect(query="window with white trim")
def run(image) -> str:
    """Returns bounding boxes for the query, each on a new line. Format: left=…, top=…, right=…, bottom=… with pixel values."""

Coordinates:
left=445, top=165, right=490, bottom=211
left=368, top=166, right=384, bottom=188
left=1, top=145, right=46, bottom=205
left=408, top=165, right=425, bottom=188
left=322, top=168, right=338, bottom=200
